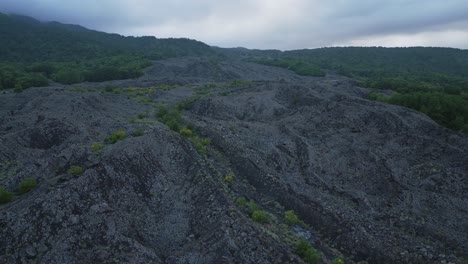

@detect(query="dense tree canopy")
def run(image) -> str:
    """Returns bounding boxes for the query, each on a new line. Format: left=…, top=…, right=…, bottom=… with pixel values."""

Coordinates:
left=0, top=13, right=215, bottom=89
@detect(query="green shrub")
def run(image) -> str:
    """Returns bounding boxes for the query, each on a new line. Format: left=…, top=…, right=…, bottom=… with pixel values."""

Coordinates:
left=246, top=199, right=259, bottom=213
left=156, top=106, right=184, bottom=132
left=19, top=178, right=37, bottom=194
left=137, top=112, right=148, bottom=119
left=0, top=187, right=13, bottom=205
left=104, top=85, right=116, bottom=92
left=190, top=135, right=210, bottom=155
left=332, top=257, right=345, bottom=264
left=67, top=166, right=84, bottom=175
left=179, top=128, right=193, bottom=138
left=91, top=142, right=104, bottom=152
left=224, top=173, right=234, bottom=182
left=236, top=197, right=247, bottom=207
left=105, top=130, right=126, bottom=144
left=251, top=210, right=269, bottom=223
left=294, top=238, right=320, bottom=264
left=285, top=210, right=300, bottom=226
left=14, top=83, right=23, bottom=93
left=133, top=128, right=144, bottom=137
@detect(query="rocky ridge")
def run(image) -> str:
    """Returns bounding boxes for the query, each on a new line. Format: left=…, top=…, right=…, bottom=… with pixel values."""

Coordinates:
left=0, top=58, right=467, bottom=264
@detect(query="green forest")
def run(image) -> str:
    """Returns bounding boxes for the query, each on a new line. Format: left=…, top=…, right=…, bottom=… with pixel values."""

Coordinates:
left=0, top=13, right=215, bottom=90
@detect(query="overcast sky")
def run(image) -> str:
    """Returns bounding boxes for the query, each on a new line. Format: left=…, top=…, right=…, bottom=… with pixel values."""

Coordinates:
left=1, top=0, right=468, bottom=50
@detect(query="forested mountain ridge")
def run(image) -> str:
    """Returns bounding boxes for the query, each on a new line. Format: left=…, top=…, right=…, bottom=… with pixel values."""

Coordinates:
left=0, top=12, right=215, bottom=89
left=0, top=13, right=214, bottom=62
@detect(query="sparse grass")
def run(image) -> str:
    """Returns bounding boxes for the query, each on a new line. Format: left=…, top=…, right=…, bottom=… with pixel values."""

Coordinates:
left=133, top=128, right=144, bottom=137
left=176, top=97, right=200, bottom=110
left=179, top=128, right=193, bottom=138
left=251, top=210, right=269, bottom=223
left=190, top=135, right=210, bottom=155
left=137, top=111, right=149, bottom=119
left=229, top=80, right=251, bottom=87
left=137, top=97, right=155, bottom=104
left=67, top=166, right=84, bottom=176
left=224, top=172, right=234, bottom=182
left=104, top=85, right=117, bottom=92
left=91, top=142, right=104, bottom=152
left=157, top=105, right=211, bottom=155
left=0, top=187, right=13, bottom=205
left=19, top=178, right=37, bottom=194
left=294, top=238, right=320, bottom=264
left=285, top=210, right=301, bottom=226
left=236, top=197, right=247, bottom=207
left=105, top=130, right=126, bottom=144
left=332, top=257, right=345, bottom=264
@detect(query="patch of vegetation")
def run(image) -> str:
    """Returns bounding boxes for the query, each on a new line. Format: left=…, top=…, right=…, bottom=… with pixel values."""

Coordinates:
left=19, top=178, right=37, bottom=194
left=137, top=111, right=150, bottom=120
left=332, top=257, right=345, bottom=264
left=224, top=172, right=234, bottom=182
left=14, top=83, right=23, bottom=93
left=285, top=210, right=301, bottom=226
left=176, top=97, right=200, bottom=111
left=137, top=97, right=155, bottom=104
left=67, top=166, right=84, bottom=176
left=156, top=105, right=211, bottom=155
left=179, top=128, right=193, bottom=138
left=375, top=92, right=468, bottom=132
left=236, top=197, right=247, bottom=207
left=91, top=142, right=104, bottom=153
left=251, top=210, right=269, bottom=223
left=104, top=85, right=117, bottom=93
left=105, top=130, right=126, bottom=144
left=0, top=187, right=13, bottom=205
left=133, top=128, right=144, bottom=137
left=156, top=105, right=183, bottom=132
left=190, top=135, right=210, bottom=155
left=294, top=238, right=321, bottom=264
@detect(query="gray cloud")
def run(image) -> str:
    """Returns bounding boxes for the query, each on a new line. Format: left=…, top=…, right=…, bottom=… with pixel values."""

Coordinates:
left=1, top=0, right=467, bottom=49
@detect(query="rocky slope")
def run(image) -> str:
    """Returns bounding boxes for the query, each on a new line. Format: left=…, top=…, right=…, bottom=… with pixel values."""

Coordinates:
left=0, top=58, right=467, bottom=264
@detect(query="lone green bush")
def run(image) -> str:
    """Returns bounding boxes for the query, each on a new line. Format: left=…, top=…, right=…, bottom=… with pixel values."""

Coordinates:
left=91, top=142, right=103, bottom=152
left=19, top=178, right=37, bottom=194
left=251, top=210, right=269, bottom=223
left=294, top=238, right=320, bottom=264
left=67, top=166, right=84, bottom=175
left=179, top=128, right=193, bottom=138
left=105, top=130, right=126, bottom=144
left=224, top=173, right=234, bottom=182
left=236, top=197, right=247, bottom=207
left=332, top=257, right=345, bottom=264
left=0, top=187, right=13, bottom=205
left=133, top=128, right=144, bottom=137
left=285, top=210, right=300, bottom=226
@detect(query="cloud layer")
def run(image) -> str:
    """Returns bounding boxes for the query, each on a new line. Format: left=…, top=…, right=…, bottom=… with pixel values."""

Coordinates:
left=1, top=0, right=467, bottom=50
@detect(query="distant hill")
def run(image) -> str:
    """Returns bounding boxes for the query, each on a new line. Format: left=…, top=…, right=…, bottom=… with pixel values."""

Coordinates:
left=0, top=12, right=216, bottom=89
left=0, top=13, right=214, bottom=62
